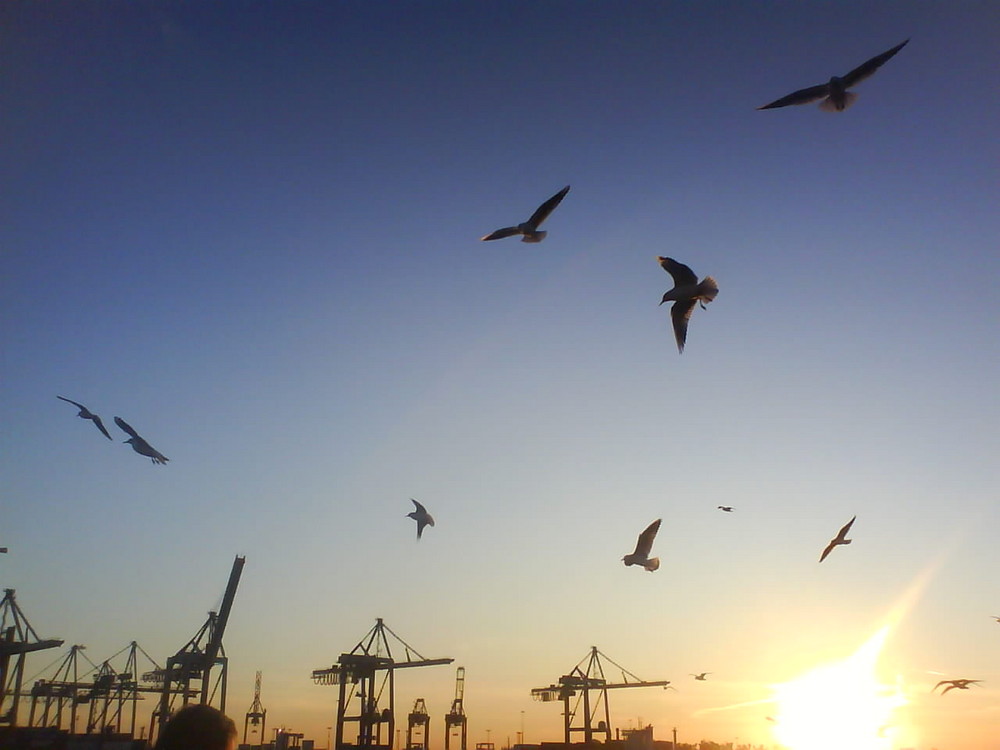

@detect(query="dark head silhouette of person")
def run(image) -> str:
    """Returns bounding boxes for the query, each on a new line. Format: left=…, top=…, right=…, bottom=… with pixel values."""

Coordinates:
left=155, top=704, right=237, bottom=750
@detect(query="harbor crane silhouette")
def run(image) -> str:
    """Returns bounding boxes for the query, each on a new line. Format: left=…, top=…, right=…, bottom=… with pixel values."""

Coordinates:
left=530, top=647, right=671, bottom=745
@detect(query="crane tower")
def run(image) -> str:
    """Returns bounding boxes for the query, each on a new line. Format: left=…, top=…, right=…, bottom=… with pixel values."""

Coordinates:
left=406, top=698, right=429, bottom=750
left=443, top=667, right=466, bottom=750
left=244, top=670, right=267, bottom=747
left=312, top=618, right=453, bottom=750
left=530, top=647, right=671, bottom=745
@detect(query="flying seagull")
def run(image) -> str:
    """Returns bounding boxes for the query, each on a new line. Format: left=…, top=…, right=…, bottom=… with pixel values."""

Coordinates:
left=623, top=518, right=661, bottom=572
left=933, top=679, right=982, bottom=695
left=819, top=515, right=856, bottom=562
left=657, top=257, right=719, bottom=353
left=407, top=498, right=435, bottom=539
left=57, top=396, right=112, bottom=440
left=758, top=39, right=909, bottom=112
left=480, top=185, right=570, bottom=243
left=717, top=506, right=734, bottom=513
left=114, top=416, right=169, bottom=465
left=992, top=616, right=1000, bottom=623
left=691, top=673, right=711, bottom=681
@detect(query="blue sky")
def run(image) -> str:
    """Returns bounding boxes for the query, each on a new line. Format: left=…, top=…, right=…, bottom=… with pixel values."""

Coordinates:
left=2, top=2, right=999, bottom=748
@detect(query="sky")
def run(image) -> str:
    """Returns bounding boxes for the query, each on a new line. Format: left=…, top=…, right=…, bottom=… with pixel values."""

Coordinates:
left=2, top=1, right=999, bottom=748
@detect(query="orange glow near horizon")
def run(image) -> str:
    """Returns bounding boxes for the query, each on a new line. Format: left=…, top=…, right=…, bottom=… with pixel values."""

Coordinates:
left=769, top=626, right=906, bottom=750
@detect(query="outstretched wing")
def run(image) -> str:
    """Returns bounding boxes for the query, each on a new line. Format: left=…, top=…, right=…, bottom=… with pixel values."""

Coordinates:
left=836, top=515, right=857, bottom=541
left=411, top=497, right=427, bottom=514
left=842, top=39, right=909, bottom=88
left=657, top=256, right=698, bottom=286
left=481, top=226, right=521, bottom=241
left=114, top=416, right=141, bottom=440
left=526, top=185, right=570, bottom=229
left=633, top=518, right=662, bottom=557
left=91, top=415, right=113, bottom=440
left=757, top=83, right=830, bottom=110
left=670, top=299, right=697, bottom=353
left=57, top=395, right=86, bottom=410
left=819, top=538, right=838, bottom=563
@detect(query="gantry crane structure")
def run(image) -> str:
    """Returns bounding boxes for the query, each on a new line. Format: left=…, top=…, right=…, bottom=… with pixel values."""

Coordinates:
left=312, top=618, right=453, bottom=750
left=0, top=588, right=63, bottom=726
left=530, top=647, right=671, bottom=745
left=244, top=670, right=267, bottom=747
left=147, top=555, right=246, bottom=742
left=27, top=640, right=174, bottom=736
left=406, top=698, right=429, bottom=750
left=443, top=667, right=466, bottom=750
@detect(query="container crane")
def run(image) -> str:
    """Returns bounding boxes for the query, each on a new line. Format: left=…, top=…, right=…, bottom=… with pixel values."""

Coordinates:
left=443, top=667, right=466, bottom=750
left=406, top=698, right=429, bottom=750
left=150, top=555, right=245, bottom=741
left=530, top=647, right=671, bottom=745
left=244, top=670, right=267, bottom=748
left=312, top=618, right=453, bottom=750
left=0, top=588, right=64, bottom=726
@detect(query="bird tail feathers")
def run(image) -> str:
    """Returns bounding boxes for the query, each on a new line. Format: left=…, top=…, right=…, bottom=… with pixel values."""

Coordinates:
left=699, top=277, right=720, bottom=302
left=819, top=91, right=858, bottom=112
left=644, top=557, right=660, bottom=572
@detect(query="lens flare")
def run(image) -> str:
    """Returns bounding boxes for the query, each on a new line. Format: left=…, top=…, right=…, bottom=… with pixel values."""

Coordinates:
left=769, top=626, right=906, bottom=750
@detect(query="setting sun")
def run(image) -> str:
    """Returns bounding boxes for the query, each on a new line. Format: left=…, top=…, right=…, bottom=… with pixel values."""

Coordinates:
left=769, top=626, right=906, bottom=750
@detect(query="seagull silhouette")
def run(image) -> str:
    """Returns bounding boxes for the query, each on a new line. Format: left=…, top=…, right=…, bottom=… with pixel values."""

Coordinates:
left=691, top=673, right=711, bottom=680
left=717, top=506, right=734, bottom=513
left=623, top=519, right=661, bottom=572
left=114, top=416, right=169, bottom=465
left=480, top=185, right=570, bottom=243
left=57, top=396, right=112, bottom=440
left=933, top=679, right=982, bottom=694
left=819, top=515, right=856, bottom=562
left=407, top=498, right=435, bottom=539
left=758, top=39, right=909, bottom=112
left=657, top=257, right=719, bottom=353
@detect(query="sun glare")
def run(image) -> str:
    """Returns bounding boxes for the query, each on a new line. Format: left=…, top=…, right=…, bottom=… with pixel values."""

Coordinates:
left=770, top=626, right=906, bottom=750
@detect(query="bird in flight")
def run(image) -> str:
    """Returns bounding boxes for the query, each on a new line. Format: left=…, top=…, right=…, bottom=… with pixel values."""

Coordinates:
left=991, top=616, right=1000, bottom=623
left=480, top=185, right=570, bottom=243
left=657, top=257, right=719, bottom=353
left=691, top=673, right=711, bottom=681
left=114, top=416, right=169, bottom=465
left=623, top=518, right=661, bottom=572
left=57, top=396, right=112, bottom=440
left=758, top=39, right=909, bottom=112
left=407, top=498, right=435, bottom=539
left=933, top=679, right=982, bottom=694
left=819, top=515, right=856, bottom=562
left=717, top=506, right=734, bottom=513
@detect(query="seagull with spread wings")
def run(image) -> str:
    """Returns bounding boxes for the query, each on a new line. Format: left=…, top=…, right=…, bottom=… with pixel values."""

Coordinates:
left=57, top=396, right=113, bottom=440
left=717, top=506, right=734, bottom=513
left=114, top=416, right=169, bottom=465
left=480, top=185, right=570, bottom=243
left=623, top=518, right=662, bottom=572
left=657, top=257, right=719, bottom=353
left=933, top=679, right=982, bottom=695
left=407, top=498, right=435, bottom=540
left=758, top=39, right=909, bottom=112
left=691, top=673, right=711, bottom=681
left=819, top=515, right=856, bottom=562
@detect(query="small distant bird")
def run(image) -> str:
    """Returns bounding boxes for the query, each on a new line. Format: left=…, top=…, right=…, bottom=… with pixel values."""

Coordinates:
left=691, top=673, right=711, bottom=681
left=657, top=257, right=719, bottom=353
left=480, top=185, right=570, bottom=243
left=57, top=396, right=112, bottom=440
left=819, top=515, right=856, bottom=562
left=758, top=39, right=910, bottom=112
left=623, top=518, right=661, bottom=572
left=407, top=498, right=435, bottom=539
left=114, top=416, right=169, bottom=465
left=717, top=506, right=734, bottom=513
left=933, top=679, right=982, bottom=694
left=0, top=547, right=7, bottom=554
left=992, top=616, right=1000, bottom=623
